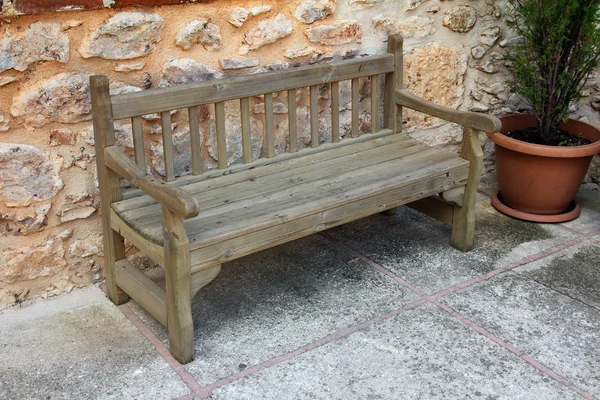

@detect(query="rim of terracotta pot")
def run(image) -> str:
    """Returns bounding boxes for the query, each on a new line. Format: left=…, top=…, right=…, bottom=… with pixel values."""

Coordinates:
left=491, top=192, right=581, bottom=223
left=486, top=114, right=600, bottom=158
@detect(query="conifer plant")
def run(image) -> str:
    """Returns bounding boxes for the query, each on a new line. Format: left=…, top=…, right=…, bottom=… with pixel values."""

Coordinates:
left=506, top=0, right=600, bottom=145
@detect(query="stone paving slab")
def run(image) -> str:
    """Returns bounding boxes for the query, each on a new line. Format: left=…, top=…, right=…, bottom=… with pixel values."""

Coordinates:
left=0, top=286, right=190, bottom=400
left=129, top=234, right=419, bottom=386
left=562, top=188, right=600, bottom=234
left=211, top=303, right=579, bottom=400
left=327, top=195, right=576, bottom=294
left=515, top=240, right=600, bottom=310
left=441, top=263, right=600, bottom=398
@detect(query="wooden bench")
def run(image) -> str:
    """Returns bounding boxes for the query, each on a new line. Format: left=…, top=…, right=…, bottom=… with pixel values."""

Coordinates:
left=91, top=35, right=501, bottom=363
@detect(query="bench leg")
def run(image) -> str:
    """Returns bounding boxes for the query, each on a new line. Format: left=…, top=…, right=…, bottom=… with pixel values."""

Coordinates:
left=451, top=202, right=476, bottom=252
left=162, top=207, right=194, bottom=364
left=450, top=127, right=483, bottom=252
left=103, top=228, right=130, bottom=305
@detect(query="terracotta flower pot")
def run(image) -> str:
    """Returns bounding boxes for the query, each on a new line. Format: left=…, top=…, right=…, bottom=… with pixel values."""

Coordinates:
left=487, top=114, right=600, bottom=222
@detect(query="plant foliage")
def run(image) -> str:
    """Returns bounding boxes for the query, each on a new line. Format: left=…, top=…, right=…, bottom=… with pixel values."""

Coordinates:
left=506, top=0, right=600, bottom=144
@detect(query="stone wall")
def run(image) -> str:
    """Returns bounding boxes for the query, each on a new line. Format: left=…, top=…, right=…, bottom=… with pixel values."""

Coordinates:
left=1, top=0, right=599, bottom=309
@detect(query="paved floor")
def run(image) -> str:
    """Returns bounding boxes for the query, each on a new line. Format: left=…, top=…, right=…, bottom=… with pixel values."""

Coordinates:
left=1, top=182, right=599, bottom=400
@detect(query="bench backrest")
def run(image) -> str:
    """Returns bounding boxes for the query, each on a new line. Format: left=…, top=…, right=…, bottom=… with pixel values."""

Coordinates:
left=95, top=35, right=404, bottom=181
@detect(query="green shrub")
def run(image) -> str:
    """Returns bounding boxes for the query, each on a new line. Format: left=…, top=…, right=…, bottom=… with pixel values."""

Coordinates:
left=506, top=0, right=600, bottom=144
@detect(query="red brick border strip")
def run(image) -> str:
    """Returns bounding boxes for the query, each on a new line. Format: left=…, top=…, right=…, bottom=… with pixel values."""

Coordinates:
left=118, top=303, right=205, bottom=396
left=8, top=0, right=214, bottom=16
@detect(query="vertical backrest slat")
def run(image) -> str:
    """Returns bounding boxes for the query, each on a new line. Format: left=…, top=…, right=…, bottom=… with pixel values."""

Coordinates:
left=331, top=81, right=340, bottom=143
left=161, top=111, right=175, bottom=181
left=188, top=106, right=202, bottom=175
left=264, top=93, right=275, bottom=158
left=351, top=78, right=360, bottom=138
left=288, top=89, right=298, bottom=153
left=240, top=98, right=252, bottom=163
left=131, top=116, right=145, bottom=169
left=371, top=75, right=380, bottom=133
left=384, top=34, right=403, bottom=133
left=215, top=101, right=227, bottom=169
left=310, top=85, right=319, bottom=148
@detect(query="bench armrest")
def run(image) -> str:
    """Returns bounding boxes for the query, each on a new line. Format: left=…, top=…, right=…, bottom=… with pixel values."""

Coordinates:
left=396, top=89, right=502, bottom=134
left=104, top=146, right=200, bottom=219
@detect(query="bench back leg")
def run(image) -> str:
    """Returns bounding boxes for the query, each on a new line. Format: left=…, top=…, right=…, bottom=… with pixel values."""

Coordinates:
left=162, top=207, right=195, bottom=364
left=451, top=127, right=483, bottom=252
left=91, top=75, right=130, bottom=305
left=384, top=34, right=403, bottom=134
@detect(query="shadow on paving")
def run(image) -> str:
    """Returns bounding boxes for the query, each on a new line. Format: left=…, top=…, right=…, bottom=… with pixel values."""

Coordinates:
left=326, top=195, right=574, bottom=294
left=130, top=233, right=419, bottom=386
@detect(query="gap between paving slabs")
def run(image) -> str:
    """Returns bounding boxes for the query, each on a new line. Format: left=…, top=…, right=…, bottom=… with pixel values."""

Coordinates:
left=115, top=215, right=599, bottom=399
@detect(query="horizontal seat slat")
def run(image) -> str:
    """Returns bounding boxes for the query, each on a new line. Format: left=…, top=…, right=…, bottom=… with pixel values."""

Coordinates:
left=116, top=130, right=401, bottom=210
left=115, top=136, right=422, bottom=226
left=111, top=54, right=395, bottom=120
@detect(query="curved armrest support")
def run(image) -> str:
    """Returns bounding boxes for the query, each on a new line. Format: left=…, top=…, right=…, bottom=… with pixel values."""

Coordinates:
left=104, top=146, right=200, bottom=219
left=396, top=89, right=502, bottom=134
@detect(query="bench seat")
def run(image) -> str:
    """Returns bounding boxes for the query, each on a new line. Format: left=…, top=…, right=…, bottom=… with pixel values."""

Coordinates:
left=111, top=132, right=470, bottom=272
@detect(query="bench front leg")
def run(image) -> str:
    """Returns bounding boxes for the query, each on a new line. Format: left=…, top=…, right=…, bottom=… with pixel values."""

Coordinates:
left=451, top=127, right=483, bottom=252
left=162, top=207, right=194, bottom=364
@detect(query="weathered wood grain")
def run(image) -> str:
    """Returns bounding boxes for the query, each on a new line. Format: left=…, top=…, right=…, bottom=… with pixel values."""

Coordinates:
left=114, top=146, right=469, bottom=249
left=396, top=90, right=502, bottom=134
left=116, top=129, right=396, bottom=206
left=351, top=78, right=360, bottom=138
left=215, top=101, right=227, bottom=169
left=331, top=81, right=340, bottom=143
left=384, top=34, right=403, bottom=133
left=310, top=85, right=319, bottom=147
left=117, top=137, right=420, bottom=226
left=90, top=75, right=129, bottom=305
left=131, top=116, right=145, bottom=169
left=441, top=186, right=465, bottom=207
left=188, top=106, right=202, bottom=175
left=371, top=75, right=380, bottom=133
left=105, top=146, right=200, bottom=219
left=288, top=89, right=298, bottom=153
left=112, top=54, right=395, bottom=119
left=161, top=111, right=175, bottom=181
left=115, top=259, right=167, bottom=326
left=265, top=93, right=275, bottom=157
left=240, top=97, right=252, bottom=163
left=191, top=265, right=221, bottom=298
left=187, top=161, right=468, bottom=270
left=110, top=209, right=164, bottom=267
left=163, top=207, right=194, bottom=364
left=406, top=196, right=455, bottom=225
left=451, top=128, right=483, bottom=251
left=113, top=133, right=407, bottom=214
